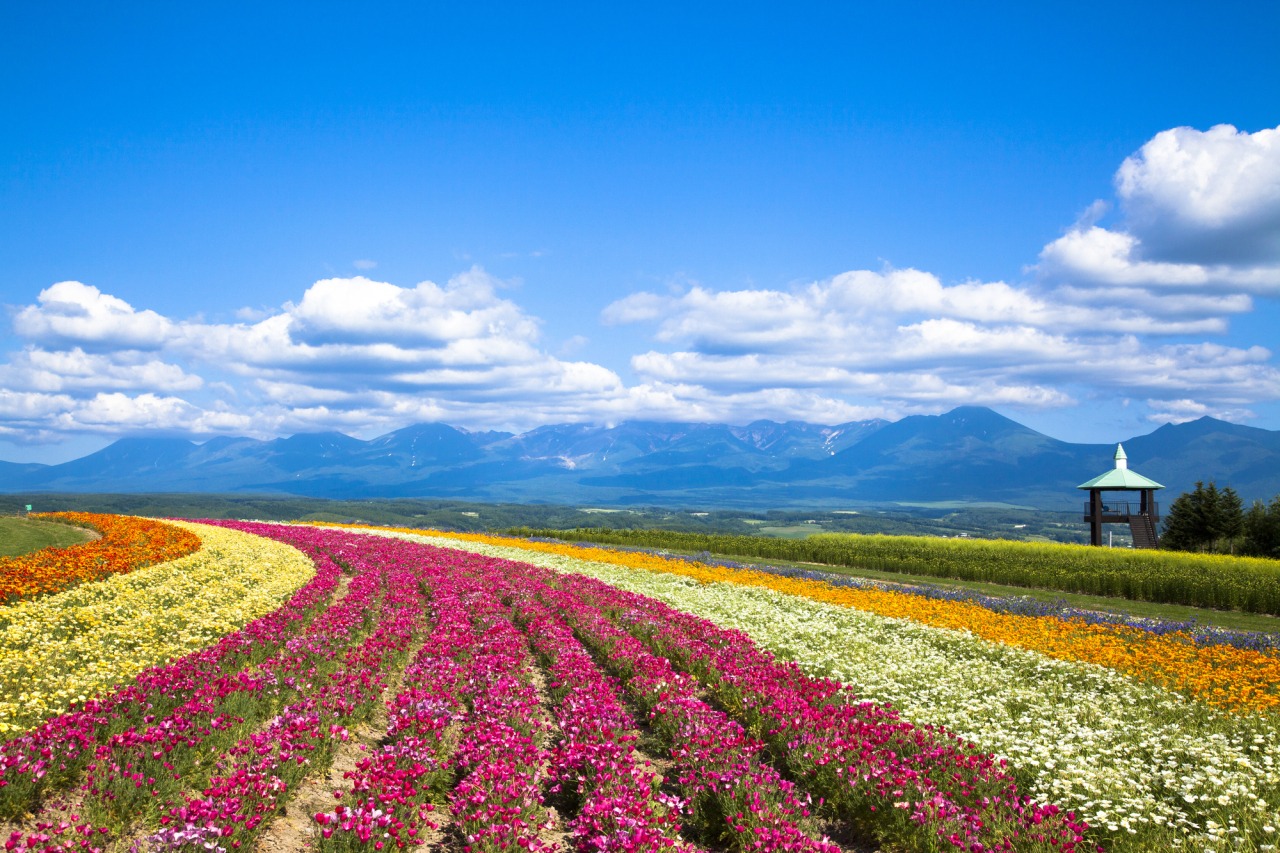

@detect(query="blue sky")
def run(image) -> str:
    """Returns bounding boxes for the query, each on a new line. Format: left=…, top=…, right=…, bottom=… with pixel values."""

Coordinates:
left=3, top=2, right=1279, bottom=463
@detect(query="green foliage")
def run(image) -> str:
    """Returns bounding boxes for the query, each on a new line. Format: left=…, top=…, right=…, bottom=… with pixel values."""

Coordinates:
left=1162, top=481, right=1246, bottom=553
left=510, top=526, right=1280, bottom=615
left=1244, top=496, right=1280, bottom=559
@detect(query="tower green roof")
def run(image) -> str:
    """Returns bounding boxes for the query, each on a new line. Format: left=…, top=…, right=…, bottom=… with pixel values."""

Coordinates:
left=1076, top=443, right=1164, bottom=490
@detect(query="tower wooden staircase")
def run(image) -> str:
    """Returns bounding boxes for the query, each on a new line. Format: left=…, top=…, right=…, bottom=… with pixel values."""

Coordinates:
left=1129, top=513, right=1160, bottom=549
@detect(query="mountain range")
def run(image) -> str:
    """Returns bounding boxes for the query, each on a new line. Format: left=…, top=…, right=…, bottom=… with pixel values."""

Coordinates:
left=3, top=407, right=1279, bottom=510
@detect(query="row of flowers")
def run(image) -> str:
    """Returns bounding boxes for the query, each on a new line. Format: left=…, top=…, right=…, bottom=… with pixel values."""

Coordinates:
left=313, top=545, right=686, bottom=853
left=135, top=526, right=428, bottom=853
left=362, top=526, right=1280, bottom=715
left=315, top=539, right=799, bottom=853
left=316, top=527, right=1089, bottom=853
left=0, top=521, right=315, bottom=735
left=7, top=517, right=1266, bottom=852
left=313, top=575, right=468, bottom=850
left=0, top=524, right=341, bottom=822
left=0, top=522, right=424, bottom=845
left=0, top=522, right=359, bottom=849
left=0, top=514, right=200, bottom=604
left=382, top=527, right=1280, bottom=853
left=100, top=522, right=1083, bottom=853
left=534, top=579, right=844, bottom=852
left=506, top=583, right=689, bottom=852
left=554, top=571, right=1084, bottom=853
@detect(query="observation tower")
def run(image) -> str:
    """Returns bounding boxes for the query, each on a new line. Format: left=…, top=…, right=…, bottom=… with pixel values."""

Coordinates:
left=1077, top=444, right=1165, bottom=548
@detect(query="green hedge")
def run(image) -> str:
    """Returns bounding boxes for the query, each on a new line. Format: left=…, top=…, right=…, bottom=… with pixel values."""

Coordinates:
left=508, top=527, right=1280, bottom=615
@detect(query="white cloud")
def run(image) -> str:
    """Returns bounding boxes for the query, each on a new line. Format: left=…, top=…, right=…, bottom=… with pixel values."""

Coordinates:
left=353, top=259, right=378, bottom=270
left=235, top=306, right=274, bottom=322
left=604, top=253, right=1280, bottom=421
left=1143, top=398, right=1258, bottom=426
left=283, top=270, right=538, bottom=348
left=0, top=268, right=648, bottom=442
left=15, top=392, right=255, bottom=436
left=0, top=389, right=77, bottom=421
left=14, top=281, right=176, bottom=351
left=557, top=335, right=589, bottom=356
left=1037, top=226, right=1280, bottom=293
left=1037, top=124, right=1280, bottom=295
left=600, top=291, right=669, bottom=324
left=1117, top=124, right=1280, bottom=264
left=0, top=347, right=202, bottom=394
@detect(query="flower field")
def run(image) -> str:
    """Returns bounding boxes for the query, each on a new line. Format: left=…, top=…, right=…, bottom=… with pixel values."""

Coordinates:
left=0, top=514, right=200, bottom=604
left=0, top=520, right=314, bottom=734
left=2, top=516, right=1279, bottom=853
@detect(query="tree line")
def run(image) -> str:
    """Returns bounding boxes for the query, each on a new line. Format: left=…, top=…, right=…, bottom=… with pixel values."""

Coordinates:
left=1161, top=481, right=1280, bottom=557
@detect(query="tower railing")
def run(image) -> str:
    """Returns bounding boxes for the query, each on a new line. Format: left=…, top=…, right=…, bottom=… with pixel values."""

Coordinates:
left=1080, top=500, right=1160, bottom=520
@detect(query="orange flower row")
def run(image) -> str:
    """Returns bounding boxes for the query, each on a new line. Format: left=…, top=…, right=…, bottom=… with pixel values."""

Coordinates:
left=349, top=524, right=1280, bottom=716
left=0, top=513, right=202, bottom=604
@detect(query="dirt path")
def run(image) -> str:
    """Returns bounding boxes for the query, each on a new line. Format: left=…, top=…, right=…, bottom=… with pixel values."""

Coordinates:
left=254, top=620, right=429, bottom=853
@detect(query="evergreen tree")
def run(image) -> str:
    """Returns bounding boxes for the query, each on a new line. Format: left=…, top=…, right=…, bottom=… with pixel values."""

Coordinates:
left=1217, top=486, right=1244, bottom=547
left=1244, top=496, right=1280, bottom=558
left=1162, top=482, right=1209, bottom=551
left=1161, top=480, right=1246, bottom=553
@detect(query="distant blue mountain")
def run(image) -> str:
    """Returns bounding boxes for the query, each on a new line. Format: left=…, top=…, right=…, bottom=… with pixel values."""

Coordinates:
left=2, top=409, right=1277, bottom=510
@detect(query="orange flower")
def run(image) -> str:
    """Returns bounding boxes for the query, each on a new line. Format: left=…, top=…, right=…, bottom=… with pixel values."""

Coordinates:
left=0, top=513, right=201, bottom=604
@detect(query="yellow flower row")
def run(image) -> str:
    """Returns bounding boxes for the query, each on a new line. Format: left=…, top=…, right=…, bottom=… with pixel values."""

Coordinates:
left=323, top=523, right=1280, bottom=716
left=0, top=520, right=315, bottom=735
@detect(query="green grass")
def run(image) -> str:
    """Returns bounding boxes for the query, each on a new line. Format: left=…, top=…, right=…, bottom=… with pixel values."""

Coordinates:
left=756, top=524, right=822, bottom=538
left=0, top=516, right=95, bottom=558
left=733, top=552, right=1280, bottom=635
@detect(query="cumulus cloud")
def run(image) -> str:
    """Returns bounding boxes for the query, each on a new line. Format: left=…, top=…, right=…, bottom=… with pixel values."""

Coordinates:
left=1117, top=124, right=1280, bottom=265
left=1143, top=398, right=1258, bottom=426
left=1037, top=124, right=1280, bottom=295
left=1, top=269, right=647, bottom=442
left=592, top=125, right=1280, bottom=431
left=14, top=281, right=176, bottom=351
left=0, top=347, right=202, bottom=394
left=605, top=260, right=1280, bottom=420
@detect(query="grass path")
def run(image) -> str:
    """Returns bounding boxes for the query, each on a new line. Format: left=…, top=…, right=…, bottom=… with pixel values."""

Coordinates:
left=0, top=516, right=95, bottom=558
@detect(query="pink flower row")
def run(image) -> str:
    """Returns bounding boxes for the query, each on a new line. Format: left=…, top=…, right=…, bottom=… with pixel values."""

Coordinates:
left=313, top=579, right=469, bottom=851
left=499, top=578, right=688, bottom=853
left=0, top=522, right=344, bottom=827
left=134, top=528, right=429, bottom=853
left=323, top=539, right=836, bottom=853
left=543, top=564, right=1093, bottom=853
left=293, top=528, right=1092, bottom=853
left=531, top=581, right=838, bottom=853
